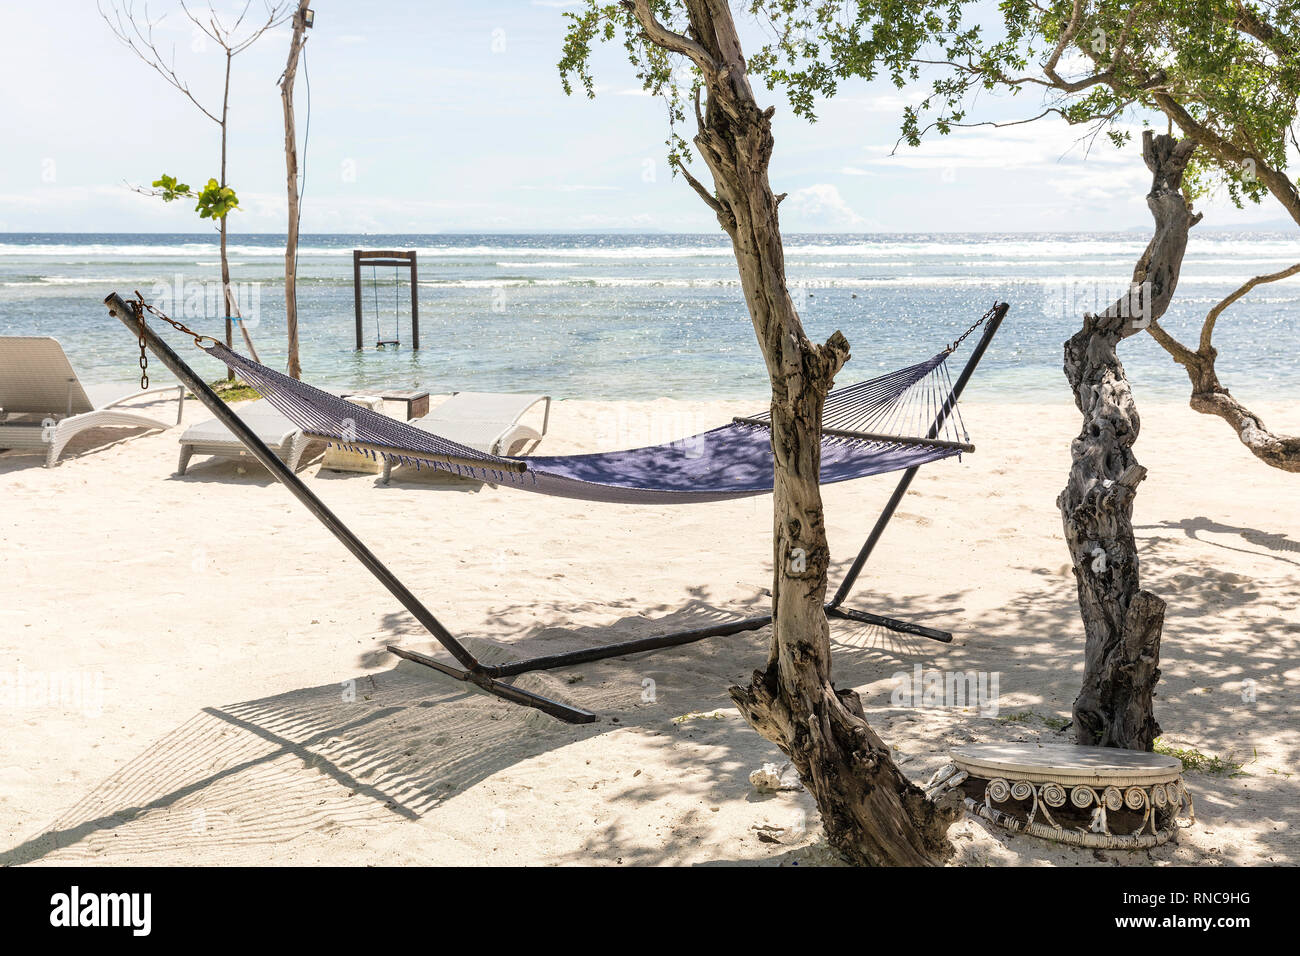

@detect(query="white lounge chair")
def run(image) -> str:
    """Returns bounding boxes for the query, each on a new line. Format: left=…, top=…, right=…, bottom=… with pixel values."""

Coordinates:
left=177, top=398, right=322, bottom=475
left=0, top=336, right=184, bottom=467
left=381, top=391, right=551, bottom=484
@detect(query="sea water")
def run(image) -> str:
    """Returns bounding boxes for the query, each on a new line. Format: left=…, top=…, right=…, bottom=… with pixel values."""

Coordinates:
left=1, top=231, right=1297, bottom=403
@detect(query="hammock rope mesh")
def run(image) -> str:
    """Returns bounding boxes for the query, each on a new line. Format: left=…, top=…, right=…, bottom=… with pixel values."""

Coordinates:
left=203, top=312, right=986, bottom=504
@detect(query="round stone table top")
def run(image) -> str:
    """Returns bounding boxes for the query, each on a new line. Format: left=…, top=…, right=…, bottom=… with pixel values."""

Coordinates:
left=951, top=742, right=1182, bottom=786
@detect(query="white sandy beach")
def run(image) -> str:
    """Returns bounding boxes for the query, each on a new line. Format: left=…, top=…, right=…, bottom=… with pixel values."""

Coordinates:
left=1, top=389, right=1296, bottom=866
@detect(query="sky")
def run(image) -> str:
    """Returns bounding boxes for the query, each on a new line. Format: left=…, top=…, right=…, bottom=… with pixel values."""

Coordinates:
left=0, top=0, right=1288, bottom=234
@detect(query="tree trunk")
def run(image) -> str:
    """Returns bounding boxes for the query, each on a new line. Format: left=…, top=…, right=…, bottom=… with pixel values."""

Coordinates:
left=219, top=50, right=260, bottom=370
left=627, top=0, right=958, bottom=865
left=1064, top=132, right=1199, bottom=750
left=280, top=0, right=311, bottom=380
left=221, top=52, right=234, bottom=380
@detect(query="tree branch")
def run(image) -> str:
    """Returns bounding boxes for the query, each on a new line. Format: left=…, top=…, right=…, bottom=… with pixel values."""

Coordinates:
left=99, top=0, right=222, bottom=124
left=1041, top=0, right=1085, bottom=85
left=678, top=163, right=726, bottom=217
left=623, top=0, right=718, bottom=79
left=1200, top=260, right=1300, bottom=355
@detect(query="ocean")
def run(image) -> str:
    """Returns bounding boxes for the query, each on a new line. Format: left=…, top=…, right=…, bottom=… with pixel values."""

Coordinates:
left=1, top=232, right=1297, bottom=403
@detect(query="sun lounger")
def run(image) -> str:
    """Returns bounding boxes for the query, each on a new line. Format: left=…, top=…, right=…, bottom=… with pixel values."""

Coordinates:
left=177, top=398, right=323, bottom=475
left=0, top=336, right=184, bottom=467
left=380, top=391, right=551, bottom=484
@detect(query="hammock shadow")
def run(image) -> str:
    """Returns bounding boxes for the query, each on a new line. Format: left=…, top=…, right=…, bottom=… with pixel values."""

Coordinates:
left=0, top=663, right=593, bottom=865
left=2, top=593, right=973, bottom=866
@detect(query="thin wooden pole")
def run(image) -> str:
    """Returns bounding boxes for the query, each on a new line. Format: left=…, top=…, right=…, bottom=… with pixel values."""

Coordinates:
left=353, top=250, right=363, bottom=350
left=409, top=250, right=419, bottom=350
left=221, top=50, right=234, bottom=380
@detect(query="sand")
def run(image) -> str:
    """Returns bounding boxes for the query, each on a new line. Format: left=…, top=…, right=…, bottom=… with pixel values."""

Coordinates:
left=1, top=387, right=1296, bottom=866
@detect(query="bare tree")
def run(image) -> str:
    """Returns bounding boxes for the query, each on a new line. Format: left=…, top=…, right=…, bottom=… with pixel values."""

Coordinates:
left=278, top=0, right=312, bottom=380
left=102, top=0, right=292, bottom=375
left=890, top=0, right=1300, bottom=746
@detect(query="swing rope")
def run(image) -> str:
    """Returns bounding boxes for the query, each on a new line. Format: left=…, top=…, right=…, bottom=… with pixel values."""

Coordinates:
left=371, top=264, right=400, bottom=348
left=371, top=262, right=401, bottom=348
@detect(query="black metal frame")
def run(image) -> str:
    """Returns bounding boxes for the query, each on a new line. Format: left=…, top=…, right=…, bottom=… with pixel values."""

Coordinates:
left=106, top=293, right=1007, bottom=725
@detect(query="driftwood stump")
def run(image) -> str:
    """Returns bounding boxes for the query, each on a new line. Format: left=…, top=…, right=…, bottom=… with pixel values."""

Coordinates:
left=1063, top=132, right=1200, bottom=750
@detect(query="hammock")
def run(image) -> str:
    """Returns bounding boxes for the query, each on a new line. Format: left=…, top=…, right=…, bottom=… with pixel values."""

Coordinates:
left=104, top=292, right=1008, bottom=724
left=202, top=332, right=979, bottom=505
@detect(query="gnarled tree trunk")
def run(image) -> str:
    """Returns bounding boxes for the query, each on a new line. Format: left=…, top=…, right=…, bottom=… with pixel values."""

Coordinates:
left=626, top=0, right=958, bottom=865
left=1064, top=132, right=1200, bottom=750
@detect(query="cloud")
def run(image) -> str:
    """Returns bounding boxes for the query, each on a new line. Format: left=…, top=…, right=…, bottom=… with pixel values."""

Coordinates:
left=781, top=184, right=868, bottom=229
left=859, top=121, right=1155, bottom=209
left=1046, top=163, right=1148, bottom=207
left=865, top=120, right=1143, bottom=170
left=839, top=166, right=877, bottom=177
left=841, top=87, right=931, bottom=113
left=516, top=184, right=622, bottom=193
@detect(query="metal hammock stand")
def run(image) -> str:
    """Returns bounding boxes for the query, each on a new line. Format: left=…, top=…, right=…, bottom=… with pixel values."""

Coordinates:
left=105, top=292, right=1008, bottom=724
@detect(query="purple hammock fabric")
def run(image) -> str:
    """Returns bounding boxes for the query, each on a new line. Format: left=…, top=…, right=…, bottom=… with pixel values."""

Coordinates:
left=204, top=343, right=966, bottom=505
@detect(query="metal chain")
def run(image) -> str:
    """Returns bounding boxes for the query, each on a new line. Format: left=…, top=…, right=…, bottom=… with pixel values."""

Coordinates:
left=136, top=314, right=149, bottom=389
left=131, top=290, right=222, bottom=390
left=946, top=302, right=999, bottom=355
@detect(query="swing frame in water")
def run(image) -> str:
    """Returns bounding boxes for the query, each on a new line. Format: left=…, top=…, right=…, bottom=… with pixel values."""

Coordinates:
left=352, top=249, right=419, bottom=350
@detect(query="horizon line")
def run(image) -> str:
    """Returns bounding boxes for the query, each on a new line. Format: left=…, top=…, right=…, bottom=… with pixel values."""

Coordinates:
left=0, top=226, right=1290, bottom=237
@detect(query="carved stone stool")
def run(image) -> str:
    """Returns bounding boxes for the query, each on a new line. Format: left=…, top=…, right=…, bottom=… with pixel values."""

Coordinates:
left=926, top=742, right=1195, bottom=849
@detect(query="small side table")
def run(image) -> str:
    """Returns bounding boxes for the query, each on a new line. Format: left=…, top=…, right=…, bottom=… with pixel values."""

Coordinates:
left=341, top=389, right=430, bottom=421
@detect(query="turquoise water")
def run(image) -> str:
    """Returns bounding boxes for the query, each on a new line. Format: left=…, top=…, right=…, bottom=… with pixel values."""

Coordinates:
left=1, top=232, right=1297, bottom=402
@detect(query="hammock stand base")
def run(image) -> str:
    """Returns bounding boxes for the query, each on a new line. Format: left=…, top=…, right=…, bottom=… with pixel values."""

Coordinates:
left=105, top=293, right=1005, bottom=725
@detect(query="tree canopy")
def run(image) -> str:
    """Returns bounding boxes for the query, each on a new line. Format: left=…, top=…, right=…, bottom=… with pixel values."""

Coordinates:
left=559, top=0, right=974, bottom=173
left=562, top=1, right=1300, bottom=216
left=904, top=0, right=1300, bottom=216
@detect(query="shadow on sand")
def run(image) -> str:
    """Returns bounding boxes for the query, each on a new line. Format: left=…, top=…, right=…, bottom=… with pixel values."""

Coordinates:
left=5, top=532, right=1295, bottom=867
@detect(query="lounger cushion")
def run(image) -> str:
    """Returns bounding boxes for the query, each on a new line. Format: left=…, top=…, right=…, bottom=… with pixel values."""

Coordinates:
left=180, top=400, right=298, bottom=447
left=409, top=392, right=548, bottom=453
